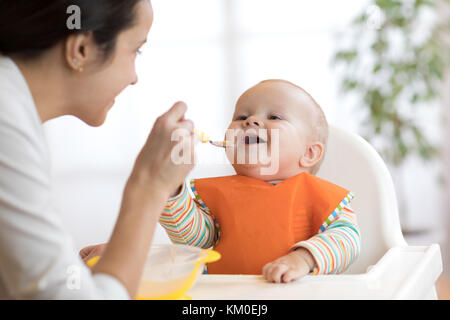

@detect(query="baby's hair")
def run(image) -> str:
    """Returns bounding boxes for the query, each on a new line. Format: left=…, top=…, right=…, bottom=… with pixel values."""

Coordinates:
left=258, top=79, right=329, bottom=175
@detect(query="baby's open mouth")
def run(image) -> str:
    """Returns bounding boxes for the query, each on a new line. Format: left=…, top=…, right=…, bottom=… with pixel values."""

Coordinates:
left=244, top=135, right=267, bottom=145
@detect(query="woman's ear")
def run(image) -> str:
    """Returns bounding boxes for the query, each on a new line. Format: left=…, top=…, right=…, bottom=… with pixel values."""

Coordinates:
left=64, top=32, right=96, bottom=72
left=299, top=142, right=324, bottom=169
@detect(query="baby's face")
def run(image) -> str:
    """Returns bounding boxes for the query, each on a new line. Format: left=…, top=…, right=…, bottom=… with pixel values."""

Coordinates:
left=225, top=81, right=323, bottom=181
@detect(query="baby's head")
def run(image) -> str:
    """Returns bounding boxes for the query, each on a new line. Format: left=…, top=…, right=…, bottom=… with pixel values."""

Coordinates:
left=225, top=79, right=328, bottom=181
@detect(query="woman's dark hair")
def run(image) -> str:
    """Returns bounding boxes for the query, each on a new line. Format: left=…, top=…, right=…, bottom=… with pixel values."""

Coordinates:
left=0, top=0, right=143, bottom=61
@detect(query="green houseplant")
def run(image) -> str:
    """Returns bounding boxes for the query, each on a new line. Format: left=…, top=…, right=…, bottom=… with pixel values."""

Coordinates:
left=333, top=0, right=449, bottom=166
left=332, top=0, right=449, bottom=230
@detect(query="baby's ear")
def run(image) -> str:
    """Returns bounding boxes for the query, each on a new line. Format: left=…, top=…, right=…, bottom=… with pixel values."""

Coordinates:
left=299, top=142, right=324, bottom=170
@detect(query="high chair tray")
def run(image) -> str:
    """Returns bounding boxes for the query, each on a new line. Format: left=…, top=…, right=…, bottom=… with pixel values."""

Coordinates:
left=188, top=245, right=442, bottom=300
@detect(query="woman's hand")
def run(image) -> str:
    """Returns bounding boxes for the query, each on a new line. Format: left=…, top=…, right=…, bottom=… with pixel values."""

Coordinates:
left=79, top=243, right=107, bottom=265
left=130, top=101, right=196, bottom=197
left=91, top=102, right=197, bottom=298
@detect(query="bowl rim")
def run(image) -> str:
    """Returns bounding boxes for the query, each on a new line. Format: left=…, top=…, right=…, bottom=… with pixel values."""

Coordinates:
left=145, top=243, right=206, bottom=268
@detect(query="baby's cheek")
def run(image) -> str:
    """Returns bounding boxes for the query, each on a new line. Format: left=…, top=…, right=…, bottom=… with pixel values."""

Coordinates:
left=272, top=128, right=293, bottom=151
left=276, top=133, right=304, bottom=164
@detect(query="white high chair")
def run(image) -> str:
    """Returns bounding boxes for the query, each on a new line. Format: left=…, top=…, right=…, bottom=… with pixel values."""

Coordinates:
left=188, top=125, right=443, bottom=300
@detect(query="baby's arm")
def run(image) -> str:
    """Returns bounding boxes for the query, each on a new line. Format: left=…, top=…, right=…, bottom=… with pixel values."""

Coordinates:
left=159, top=181, right=217, bottom=248
left=263, top=204, right=360, bottom=283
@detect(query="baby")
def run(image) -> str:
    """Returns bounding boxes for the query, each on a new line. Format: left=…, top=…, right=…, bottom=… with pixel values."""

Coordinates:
left=162, top=79, right=361, bottom=282
left=79, top=79, right=360, bottom=282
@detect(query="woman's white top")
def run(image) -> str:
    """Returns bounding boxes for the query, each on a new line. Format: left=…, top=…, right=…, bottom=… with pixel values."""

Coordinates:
left=0, top=56, right=129, bottom=299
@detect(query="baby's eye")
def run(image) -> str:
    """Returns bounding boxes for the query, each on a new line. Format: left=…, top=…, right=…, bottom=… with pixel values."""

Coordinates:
left=268, top=115, right=281, bottom=120
left=235, top=115, right=248, bottom=121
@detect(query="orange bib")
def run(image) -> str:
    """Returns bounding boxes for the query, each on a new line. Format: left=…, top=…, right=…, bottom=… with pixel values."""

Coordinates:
left=192, top=172, right=351, bottom=275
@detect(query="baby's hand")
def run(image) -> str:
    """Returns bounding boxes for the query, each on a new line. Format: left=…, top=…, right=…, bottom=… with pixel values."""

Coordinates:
left=262, top=247, right=315, bottom=283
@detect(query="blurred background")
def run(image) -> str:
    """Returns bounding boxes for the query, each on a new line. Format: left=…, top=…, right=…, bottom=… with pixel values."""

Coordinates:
left=42, top=0, right=449, bottom=297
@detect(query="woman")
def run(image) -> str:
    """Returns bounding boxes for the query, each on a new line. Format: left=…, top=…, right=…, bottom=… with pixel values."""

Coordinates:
left=0, top=0, right=195, bottom=299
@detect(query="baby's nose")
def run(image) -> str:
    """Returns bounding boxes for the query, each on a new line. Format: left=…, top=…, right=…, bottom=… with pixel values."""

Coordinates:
left=245, top=116, right=263, bottom=127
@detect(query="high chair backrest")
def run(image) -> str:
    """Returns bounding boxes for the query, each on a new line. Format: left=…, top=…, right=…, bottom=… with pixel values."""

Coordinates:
left=316, top=125, right=407, bottom=274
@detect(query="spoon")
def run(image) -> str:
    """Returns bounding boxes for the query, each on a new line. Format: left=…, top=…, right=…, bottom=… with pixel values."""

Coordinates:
left=209, top=140, right=234, bottom=148
left=194, top=128, right=234, bottom=148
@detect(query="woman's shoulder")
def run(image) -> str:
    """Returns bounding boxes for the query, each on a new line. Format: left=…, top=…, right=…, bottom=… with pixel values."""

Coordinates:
left=0, top=56, right=49, bottom=169
left=0, top=56, right=38, bottom=123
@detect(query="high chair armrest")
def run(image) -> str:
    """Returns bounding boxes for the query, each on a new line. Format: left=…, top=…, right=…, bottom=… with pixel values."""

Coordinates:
left=375, top=244, right=442, bottom=299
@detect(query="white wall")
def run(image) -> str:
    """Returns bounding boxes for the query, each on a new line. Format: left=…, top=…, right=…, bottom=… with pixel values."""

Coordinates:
left=43, top=0, right=446, bottom=252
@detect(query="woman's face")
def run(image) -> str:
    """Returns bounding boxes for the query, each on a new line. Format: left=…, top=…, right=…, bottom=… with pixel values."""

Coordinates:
left=71, top=0, right=153, bottom=126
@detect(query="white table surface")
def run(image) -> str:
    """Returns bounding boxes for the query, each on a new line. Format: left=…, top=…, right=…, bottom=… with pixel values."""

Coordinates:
left=187, top=245, right=443, bottom=300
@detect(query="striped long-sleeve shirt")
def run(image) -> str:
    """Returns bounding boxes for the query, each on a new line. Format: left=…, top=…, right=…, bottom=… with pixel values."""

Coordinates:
left=159, top=180, right=361, bottom=275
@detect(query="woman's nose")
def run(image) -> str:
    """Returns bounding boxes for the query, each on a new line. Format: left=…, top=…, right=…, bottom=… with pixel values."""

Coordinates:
left=131, top=74, right=138, bottom=86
